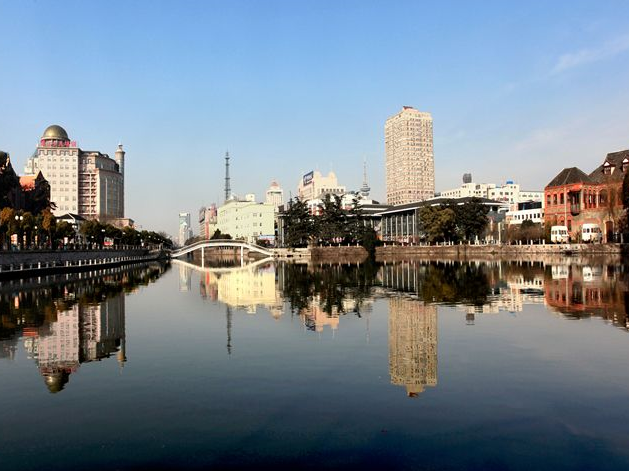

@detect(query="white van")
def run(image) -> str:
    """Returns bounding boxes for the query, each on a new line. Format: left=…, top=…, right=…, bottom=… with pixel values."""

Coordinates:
left=550, top=226, right=570, bottom=244
left=581, top=224, right=602, bottom=243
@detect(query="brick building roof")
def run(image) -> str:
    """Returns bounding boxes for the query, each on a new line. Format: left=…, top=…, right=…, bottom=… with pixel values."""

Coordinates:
left=546, top=167, right=592, bottom=188
left=589, top=150, right=629, bottom=184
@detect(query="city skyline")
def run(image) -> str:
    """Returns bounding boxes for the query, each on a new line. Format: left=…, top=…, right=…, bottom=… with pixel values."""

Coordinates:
left=1, top=2, right=629, bottom=236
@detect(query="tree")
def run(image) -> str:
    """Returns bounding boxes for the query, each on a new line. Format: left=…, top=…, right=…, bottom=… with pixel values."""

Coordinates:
left=0, top=207, right=16, bottom=249
left=450, top=198, right=489, bottom=241
left=318, top=194, right=345, bottom=244
left=80, top=220, right=105, bottom=245
left=41, top=210, right=56, bottom=248
left=211, top=229, right=232, bottom=240
left=284, top=198, right=314, bottom=248
left=122, top=226, right=140, bottom=246
left=21, top=212, right=35, bottom=248
left=419, top=206, right=457, bottom=243
left=55, top=221, right=75, bottom=245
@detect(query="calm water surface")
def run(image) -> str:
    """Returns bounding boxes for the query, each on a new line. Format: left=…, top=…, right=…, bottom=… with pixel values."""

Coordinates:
left=1, top=258, right=629, bottom=470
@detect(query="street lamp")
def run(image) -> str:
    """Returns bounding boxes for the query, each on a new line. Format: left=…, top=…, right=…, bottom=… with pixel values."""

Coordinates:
left=34, top=225, right=38, bottom=248
left=14, top=214, right=23, bottom=249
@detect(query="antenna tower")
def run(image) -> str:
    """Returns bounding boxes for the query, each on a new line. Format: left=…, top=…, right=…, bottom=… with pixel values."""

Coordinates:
left=224, top=151, right=231, bottom=202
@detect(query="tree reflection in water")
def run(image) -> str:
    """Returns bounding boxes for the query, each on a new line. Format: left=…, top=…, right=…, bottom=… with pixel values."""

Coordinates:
left=279, top=261, right=380, bottom=319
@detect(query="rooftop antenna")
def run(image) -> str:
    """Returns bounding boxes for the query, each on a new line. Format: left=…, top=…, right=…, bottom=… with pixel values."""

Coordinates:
left=224, top=150, right=231, bottom=202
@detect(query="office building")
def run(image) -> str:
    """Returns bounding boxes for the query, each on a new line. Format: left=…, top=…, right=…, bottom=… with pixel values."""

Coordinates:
left=385, top=106, right=434, bottom=205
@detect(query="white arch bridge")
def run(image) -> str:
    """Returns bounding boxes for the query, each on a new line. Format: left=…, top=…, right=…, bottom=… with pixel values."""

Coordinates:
left=170, top=239, right=274, bottom=267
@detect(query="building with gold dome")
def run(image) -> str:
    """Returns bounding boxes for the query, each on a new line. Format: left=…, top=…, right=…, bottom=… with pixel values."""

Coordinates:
left=24, top=124, right=124, bottom=220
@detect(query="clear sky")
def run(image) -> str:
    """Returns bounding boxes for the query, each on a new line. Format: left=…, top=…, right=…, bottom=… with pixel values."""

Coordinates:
left=1, top=0, right=629, bottom=237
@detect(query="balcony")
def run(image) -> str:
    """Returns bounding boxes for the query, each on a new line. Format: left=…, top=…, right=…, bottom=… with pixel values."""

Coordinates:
left=570, top=204, right=581, bottom=216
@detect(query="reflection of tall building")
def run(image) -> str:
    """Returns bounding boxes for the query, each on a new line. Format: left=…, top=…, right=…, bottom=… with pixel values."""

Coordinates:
left=388, top=299, right=437, bottom=397
left=179, top=265, right=192, bottom=292
left=24, top=295, right=126, bottom=393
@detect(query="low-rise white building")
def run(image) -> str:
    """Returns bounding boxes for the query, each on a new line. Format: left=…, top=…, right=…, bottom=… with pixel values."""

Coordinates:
left=440, top=180, right=542, bottom=209
left=217, top=194, right=275, bottom=244
left=505, top=201, right=544, bottom=226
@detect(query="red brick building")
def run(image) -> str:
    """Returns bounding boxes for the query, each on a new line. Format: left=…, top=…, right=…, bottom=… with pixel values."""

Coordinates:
left=544, top=150, right=628, bottom=242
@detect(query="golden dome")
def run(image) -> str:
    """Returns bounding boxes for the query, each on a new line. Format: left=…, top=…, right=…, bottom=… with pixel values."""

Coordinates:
left=42, top=124, right=69, bottom=141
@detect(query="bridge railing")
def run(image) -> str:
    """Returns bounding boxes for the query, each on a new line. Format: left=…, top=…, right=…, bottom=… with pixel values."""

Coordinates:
left=170, top=239, right=274, bottom=257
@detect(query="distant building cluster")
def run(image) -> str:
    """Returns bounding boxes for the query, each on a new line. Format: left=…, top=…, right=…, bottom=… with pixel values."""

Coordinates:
left=178, top=103, right=629, bottom=247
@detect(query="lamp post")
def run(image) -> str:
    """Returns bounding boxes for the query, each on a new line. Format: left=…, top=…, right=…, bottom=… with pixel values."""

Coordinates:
left=101, top=228, right=106, bottom=248
left=34, top=225, right=38, bottom=249
left=14, top=214, right=23, bottom=249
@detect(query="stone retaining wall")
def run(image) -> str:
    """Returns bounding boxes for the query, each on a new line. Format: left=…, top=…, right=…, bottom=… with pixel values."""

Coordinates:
left=376, top=243, right=625, bottom=263
left=310, top=246, right=368, bottom=263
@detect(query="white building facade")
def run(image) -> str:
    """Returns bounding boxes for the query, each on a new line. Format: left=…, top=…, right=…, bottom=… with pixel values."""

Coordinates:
left=24, top=125, right=124, bottom=220
left=178, top=212, right=192, bottom=246
left=217, top=195, right=275, bottom=244
left=440, top=181, right=543, bottom=209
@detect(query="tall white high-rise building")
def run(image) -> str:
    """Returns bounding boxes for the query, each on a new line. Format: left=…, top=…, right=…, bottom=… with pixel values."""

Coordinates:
left=385, top=106, right=434, bottom=206
left=178, top=212, right=192, bottom=246
left=24, top=125, right=124, bottom=220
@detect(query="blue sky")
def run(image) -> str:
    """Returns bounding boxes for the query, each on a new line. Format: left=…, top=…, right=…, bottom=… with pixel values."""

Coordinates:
left=1, top=0, right=629, bottom=236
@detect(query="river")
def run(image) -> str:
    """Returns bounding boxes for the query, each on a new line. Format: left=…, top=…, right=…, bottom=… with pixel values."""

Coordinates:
left=1, top=258, right=628, bottom=470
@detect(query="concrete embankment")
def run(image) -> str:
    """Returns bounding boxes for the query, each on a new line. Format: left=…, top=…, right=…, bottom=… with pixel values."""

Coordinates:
left=0, top=249, right=165, bottom=279
left=376, top=243, right=625, bottom=264
left=310, top=246, right=369, bottom=263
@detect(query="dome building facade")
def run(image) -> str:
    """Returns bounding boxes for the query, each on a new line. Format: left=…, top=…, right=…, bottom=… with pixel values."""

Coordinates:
left=24, top=125, right=125, bottom=220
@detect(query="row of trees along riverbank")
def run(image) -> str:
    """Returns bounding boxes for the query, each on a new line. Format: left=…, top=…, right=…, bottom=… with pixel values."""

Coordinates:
left=0, top=208, right=172, bottom=251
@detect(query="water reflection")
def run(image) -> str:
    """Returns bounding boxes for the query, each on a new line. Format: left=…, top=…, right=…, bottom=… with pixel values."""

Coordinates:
left=388, top=299, right=437, bottom=397
left=0, top=262, right=168, bottom=393
left=177, top=257, right=629, bottom=401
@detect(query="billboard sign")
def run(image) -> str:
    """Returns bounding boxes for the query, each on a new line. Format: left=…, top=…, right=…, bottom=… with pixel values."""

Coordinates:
left=303, top=171, right=314, bottom=186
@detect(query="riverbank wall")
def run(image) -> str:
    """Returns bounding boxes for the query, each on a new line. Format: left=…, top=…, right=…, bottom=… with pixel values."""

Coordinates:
left=310, top=246, right=369, bottom=263
left=375, top=243, right=625, bottom=264
left=0, top=249, right=165, bottom=279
